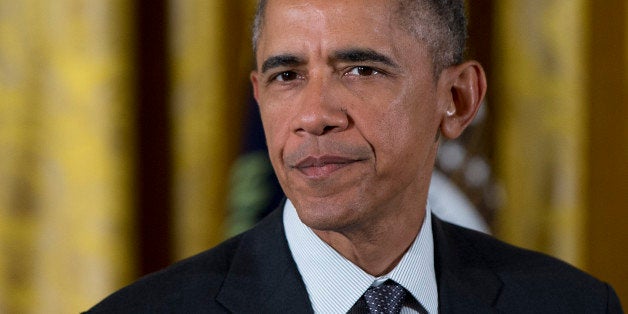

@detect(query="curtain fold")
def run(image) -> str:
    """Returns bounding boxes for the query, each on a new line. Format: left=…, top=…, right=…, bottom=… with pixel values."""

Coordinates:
left=494, top=0, right=588, bottom=266
left=170, top=0, right=256, bottom=259
left=0, top=1, right=136, bottom=312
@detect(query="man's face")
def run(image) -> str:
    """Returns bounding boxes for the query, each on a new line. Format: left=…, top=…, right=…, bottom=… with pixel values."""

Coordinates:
left=252, top=0, right=447, bottom=232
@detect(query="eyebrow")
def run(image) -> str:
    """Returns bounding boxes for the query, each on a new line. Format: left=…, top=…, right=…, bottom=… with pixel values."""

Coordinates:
left=260, top=48, right=399, bottom=74
left=261, top=54, right=304, bottom=73
left=332, top=48, right=399, bottom=68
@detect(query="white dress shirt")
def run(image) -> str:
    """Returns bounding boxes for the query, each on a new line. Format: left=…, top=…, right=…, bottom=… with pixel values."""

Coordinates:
left=284, top=199, right=438, bottom=313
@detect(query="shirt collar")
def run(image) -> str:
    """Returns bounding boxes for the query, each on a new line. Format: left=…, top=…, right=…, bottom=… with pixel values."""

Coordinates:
left=283, top=199, right=438, bottom=313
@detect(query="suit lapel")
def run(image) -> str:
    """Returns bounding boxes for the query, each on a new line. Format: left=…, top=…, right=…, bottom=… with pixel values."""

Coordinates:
left=432, top=215, right=503, bottom=313
left=216, top=208, right=314, bottom=313
left=217, top=208, right=503, bottom=313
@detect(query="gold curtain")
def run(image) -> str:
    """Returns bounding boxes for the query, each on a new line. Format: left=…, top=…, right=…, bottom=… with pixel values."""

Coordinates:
left=495, top=1, right=628, bottom=302
left=0, top=1, right=135, bottom=313
left=494, top=0, right=588, bottom=266
left=586, top=0, right=628, bottom=302
left=170, top=0, right=256, bottom=259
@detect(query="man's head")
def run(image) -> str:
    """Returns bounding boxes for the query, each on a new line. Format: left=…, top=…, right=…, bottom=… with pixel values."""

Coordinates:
left=251, top=0, right=486, bottom=234
left=253, top=0, right=468, bottom=75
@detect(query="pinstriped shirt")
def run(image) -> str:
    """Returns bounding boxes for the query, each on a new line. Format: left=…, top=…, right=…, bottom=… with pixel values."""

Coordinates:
left=284, top=199, right=439, bottom=314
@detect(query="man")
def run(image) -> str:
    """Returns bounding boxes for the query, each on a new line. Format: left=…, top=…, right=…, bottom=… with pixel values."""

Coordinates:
left=87, top=0, right=623, bottom=313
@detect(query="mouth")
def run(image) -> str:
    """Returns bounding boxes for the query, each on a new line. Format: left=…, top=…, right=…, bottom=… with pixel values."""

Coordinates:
left=293, top=155, right=362, bottom=178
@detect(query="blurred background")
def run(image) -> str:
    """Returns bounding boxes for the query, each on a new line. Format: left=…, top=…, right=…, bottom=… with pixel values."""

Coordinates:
left=1, top=0, right=627, bottom=312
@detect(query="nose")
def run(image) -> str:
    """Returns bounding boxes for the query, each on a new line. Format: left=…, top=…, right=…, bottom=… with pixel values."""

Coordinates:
left=292, top=77, right=349, bottom=136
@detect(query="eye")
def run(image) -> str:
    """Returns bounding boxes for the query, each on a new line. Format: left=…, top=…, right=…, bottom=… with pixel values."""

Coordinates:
left=273, top=71, right=299, bottom=82
left=346, top=66, right=380, bottom=76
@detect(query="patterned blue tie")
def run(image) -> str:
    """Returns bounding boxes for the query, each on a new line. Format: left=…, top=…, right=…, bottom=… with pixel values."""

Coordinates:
left=363, top=280, right=407, bottom=314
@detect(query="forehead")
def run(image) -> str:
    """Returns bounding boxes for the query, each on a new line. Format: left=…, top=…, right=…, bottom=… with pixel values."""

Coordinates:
left=257, top=0, right=427, bottom=63
left=264, top=0, right=397, bottom=23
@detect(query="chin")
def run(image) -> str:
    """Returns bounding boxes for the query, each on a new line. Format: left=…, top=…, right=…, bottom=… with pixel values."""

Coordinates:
left=292, top=197, right=365, bottom=232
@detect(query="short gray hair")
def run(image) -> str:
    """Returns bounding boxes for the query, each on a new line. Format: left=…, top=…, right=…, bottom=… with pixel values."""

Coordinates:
left=252, top=0, right=467, bottom=75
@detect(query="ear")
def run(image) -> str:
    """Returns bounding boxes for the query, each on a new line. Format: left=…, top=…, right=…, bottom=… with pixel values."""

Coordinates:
left=251, top=70, right=261, bottom=104
left=437, top=61, right=487, bottom=139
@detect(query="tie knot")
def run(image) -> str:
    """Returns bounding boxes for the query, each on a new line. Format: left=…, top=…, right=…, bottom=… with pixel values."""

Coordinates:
left=363, top=280, right=407, bottom=314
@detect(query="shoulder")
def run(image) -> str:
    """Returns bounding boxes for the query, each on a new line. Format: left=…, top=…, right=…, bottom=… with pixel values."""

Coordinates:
left=439, top=218, right=591, bottom=281
left=85, top=208, right=288, bottom=313
left=85, top=234, right=245, bottom=313
left=434, top=217, right=623, bottom=312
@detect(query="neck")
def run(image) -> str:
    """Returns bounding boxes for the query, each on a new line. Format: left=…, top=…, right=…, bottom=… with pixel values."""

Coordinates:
left=312, top=206, right=426, bottom=276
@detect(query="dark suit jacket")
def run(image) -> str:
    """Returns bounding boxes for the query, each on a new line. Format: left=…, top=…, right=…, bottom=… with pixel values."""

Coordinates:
left=86, top=207, right=623, bottom=313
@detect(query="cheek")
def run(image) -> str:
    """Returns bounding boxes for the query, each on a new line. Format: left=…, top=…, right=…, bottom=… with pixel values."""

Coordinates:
left=365, top=96, right=439, bottom=164
left=365, top=90, right=419, bottom=136
left=259, top=106, right=279, bottom=143
left=259, top=104, right=292, bottom=164
left=372, top=115, right=416, bottom=161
